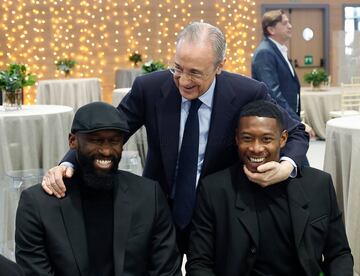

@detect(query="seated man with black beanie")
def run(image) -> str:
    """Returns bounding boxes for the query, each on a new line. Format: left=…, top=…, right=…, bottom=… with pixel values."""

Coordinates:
left=186, top=100, right=353, bottom=276
left=15, top=102, right=181, bottom=276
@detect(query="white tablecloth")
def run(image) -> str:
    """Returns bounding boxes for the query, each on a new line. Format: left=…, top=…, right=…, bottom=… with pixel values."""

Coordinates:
left=112, top=88, right=147, bottom=169
left=301, top=88, right=341, bottom=139
left=115, top=68, right=142, bottom=88
left=324, top=115, right=360, bottom=275
left=36, top=78, right=102, bottom=111
left=301, top=86, right=360, bottom=139
left=0, top=105, right=74, bottom=175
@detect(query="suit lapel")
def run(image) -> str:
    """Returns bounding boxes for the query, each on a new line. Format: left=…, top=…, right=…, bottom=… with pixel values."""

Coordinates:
left=202, top=75, right=237, bottom=175
left=287, top=178, right=310, bottom=248
left=233, top=167, right=259, bottom=248
left=60, top=178, right=89, bottom=276
left=113, top=173, right=132, bottom=276
left=266, top=38, right=300, bottom=86
left=156, top=79, right=182, bottom=192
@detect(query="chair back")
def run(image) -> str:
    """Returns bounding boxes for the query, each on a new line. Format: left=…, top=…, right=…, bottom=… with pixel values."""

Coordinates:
left=340, top=88, right=360, bottom=113
left=351, top=76, right=360, bottom=84
left=329, top=85, right=360, bottom=118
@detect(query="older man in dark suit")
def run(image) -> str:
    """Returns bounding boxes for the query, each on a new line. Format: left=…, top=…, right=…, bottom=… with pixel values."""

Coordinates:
left=41, top=22, right=309, bottom=255
left=186, top=100, right=353, bottom=276
left=15, top=102, right=181, bottom=276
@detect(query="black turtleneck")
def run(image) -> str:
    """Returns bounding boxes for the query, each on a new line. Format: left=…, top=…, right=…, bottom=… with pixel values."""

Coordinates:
left=251, top=181, right=304, bottom=276
left=80, top=184, right=114, bottom=276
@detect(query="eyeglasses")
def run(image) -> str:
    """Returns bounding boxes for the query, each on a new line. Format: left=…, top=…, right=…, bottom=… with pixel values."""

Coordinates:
left=169, top=64, right=214, bottom=82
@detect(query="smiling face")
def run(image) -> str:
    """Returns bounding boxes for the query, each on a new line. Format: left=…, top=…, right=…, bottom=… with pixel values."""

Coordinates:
left=69, top=130, right=124, bottom=176
left=173, top=39, right=224, bottom=100
left=236, top=116, right=288, bottom=173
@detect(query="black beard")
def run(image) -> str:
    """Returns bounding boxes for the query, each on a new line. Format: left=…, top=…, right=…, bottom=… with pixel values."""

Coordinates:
left=76, top=150, right=120, bottom=191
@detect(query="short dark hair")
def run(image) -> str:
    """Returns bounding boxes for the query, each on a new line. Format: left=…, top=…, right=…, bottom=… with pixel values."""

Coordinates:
left=238, top=100, right=284, bottom=131
left=262, top=9, right=285, bottom=37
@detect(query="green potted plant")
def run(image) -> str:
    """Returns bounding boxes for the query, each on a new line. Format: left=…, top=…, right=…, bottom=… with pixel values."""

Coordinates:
left=55, top=58, right=77, bottom=77
left=142, top=60, right=165, bottom=74
left=304, top=69, right=329, bottom=90
left=129, top=52, right=142, bottom=67
left=0, top=63, right=36, bottom=110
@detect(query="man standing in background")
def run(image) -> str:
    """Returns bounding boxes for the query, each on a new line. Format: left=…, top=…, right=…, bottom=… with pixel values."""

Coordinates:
left=252, top=9, right=315, bottom=138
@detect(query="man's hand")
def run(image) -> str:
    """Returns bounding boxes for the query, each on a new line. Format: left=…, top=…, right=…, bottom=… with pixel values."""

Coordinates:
left=41, top=165, right=74, bottom=198
left=303, top=123, right=316, bottom=139
left=244, top=160, right=294, bottom=188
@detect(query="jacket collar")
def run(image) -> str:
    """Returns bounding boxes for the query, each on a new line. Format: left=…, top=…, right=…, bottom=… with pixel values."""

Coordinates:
left=60, top=173, right=131, bottom=276
left=232, top=164, right=310, bottom=250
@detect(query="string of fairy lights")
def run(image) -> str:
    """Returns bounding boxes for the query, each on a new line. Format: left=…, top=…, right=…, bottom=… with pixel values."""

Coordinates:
left=0, top=0, right=257, bottom=104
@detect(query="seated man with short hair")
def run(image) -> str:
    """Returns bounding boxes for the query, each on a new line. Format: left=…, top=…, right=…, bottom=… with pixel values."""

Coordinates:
left=15, top=102, right=181, bottom=276
left=186, top=100, right=353, bottom=276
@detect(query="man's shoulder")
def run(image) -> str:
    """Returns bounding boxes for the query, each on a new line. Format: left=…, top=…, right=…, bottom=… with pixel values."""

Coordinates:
left=21, top=183, right=48, bottom=199
left=295, top=166, right=332, bottom=192
left=219, top=70, right=265, bottom=88
left=136, top=69, right=172, bottom=85
left=253, top=39, right=276, bottom=56
left=200, top=165, right=236, bottom=191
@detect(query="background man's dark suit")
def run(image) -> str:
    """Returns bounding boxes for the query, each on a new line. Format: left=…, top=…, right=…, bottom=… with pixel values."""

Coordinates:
left=187, top=165, right=353, bottom=276
left=15, top=171, right=180, bottom=276
left=0, top=254, right=24, bottom=276
left=119, top=70, right=307, bottom=195
left=252, top=37, right=301, bottom=121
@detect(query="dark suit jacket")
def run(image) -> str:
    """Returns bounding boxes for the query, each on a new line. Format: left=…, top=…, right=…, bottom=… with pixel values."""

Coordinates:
left=117, top=70, right=308, bottom=195
left=15, top=171, right=181, bottom=276
left=186, top=164, right=353, bottom=276
left=0, top=254, right=24, bottom=276
left=252, top=37, right=301, bottom=121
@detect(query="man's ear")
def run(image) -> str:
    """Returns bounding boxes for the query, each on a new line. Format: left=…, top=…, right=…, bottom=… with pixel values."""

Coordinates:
left=216, top=58, right=227, bottom=75
left=267, top=26, right=275, bottom=36
left=68, top=133, right=77, bottom=149
left=235, top=128, right=240, bottom=146
left=280, top=130, right=288, bottom=149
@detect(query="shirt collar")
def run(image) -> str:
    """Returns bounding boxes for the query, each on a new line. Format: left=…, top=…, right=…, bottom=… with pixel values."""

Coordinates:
left=181, top=77, right=216, bottom=108
left=268, top=37, right=288, bottom=54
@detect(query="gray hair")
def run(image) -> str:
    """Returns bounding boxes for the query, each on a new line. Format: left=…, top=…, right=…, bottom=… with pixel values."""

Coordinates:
left=176, top=22, right=227, bottom=67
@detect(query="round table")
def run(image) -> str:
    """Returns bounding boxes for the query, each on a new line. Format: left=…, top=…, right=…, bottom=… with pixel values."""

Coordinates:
left=0, top=105, right=74, bottom=175
left=324, top=115, right=360, bottom=275
left=36, top=78, right=102, bottom=111
left=301, top=88, right=341, bottom=139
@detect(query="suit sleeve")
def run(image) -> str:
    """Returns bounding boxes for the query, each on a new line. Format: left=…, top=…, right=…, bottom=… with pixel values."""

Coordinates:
left=186, top=181, right=217, bottom=276
left=15, top=190, right=55, bottom=276
left=323, top=175, right=354, bottom=275
left=148, top=183, right=182, bottom=276
left=252, top=49, right=301, bottom=121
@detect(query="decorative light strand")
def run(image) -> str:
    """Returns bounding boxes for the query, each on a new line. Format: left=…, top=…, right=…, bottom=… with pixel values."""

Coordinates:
left=0, top=0, right=257, bottom=104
